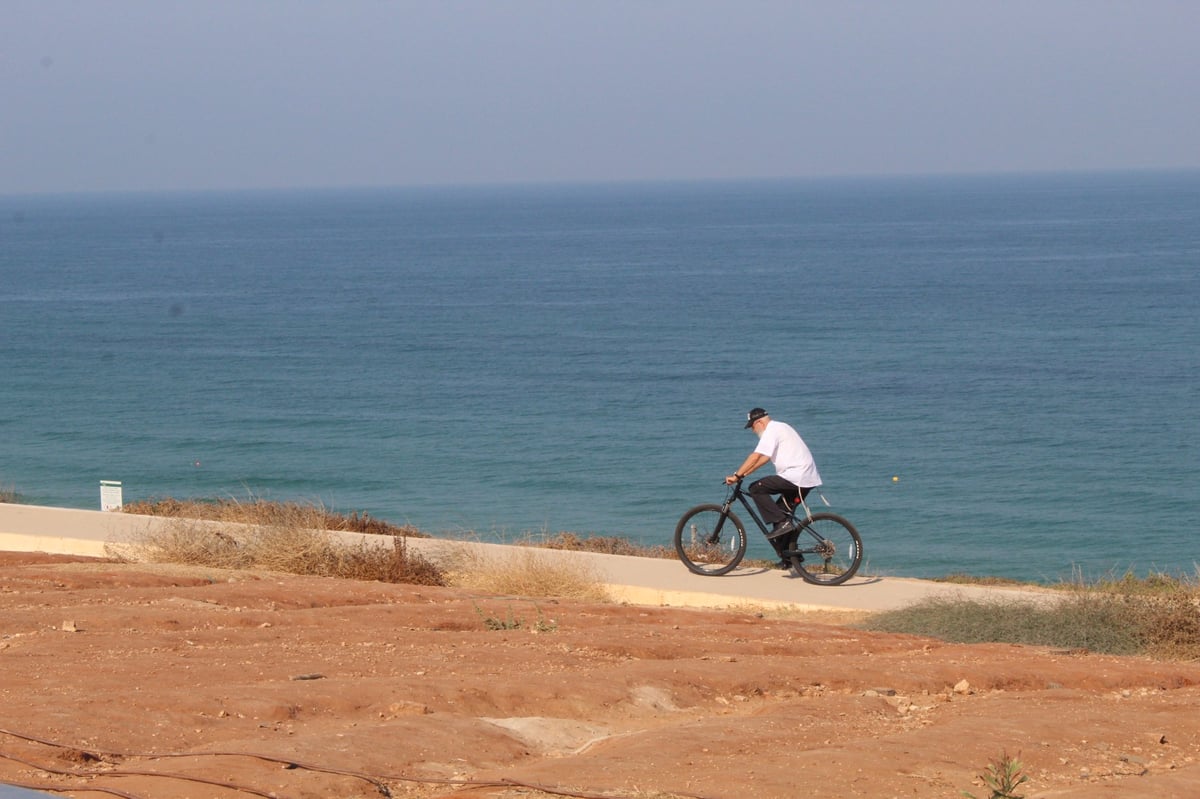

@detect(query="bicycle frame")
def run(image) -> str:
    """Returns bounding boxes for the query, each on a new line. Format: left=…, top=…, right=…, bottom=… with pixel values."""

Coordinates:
left=720, top=479, right=809, bottom=537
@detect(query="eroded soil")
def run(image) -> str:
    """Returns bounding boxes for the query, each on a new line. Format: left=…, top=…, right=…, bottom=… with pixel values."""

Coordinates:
left=3, top=552, right=1200, bottom=799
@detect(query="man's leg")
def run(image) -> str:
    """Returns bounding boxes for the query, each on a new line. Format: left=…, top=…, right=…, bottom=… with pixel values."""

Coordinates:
left=776, top=486, right=813, bottom=554
left=750, top=480, right=805, bottom=567
left=748, top=475, right=799, bottom=528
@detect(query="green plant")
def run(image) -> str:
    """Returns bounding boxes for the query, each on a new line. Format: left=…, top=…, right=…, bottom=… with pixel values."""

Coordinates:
left=963, top=751, right=1028, bottom=799
left=863, top=578, right=1200, bottom=660
left=473, top=602, right=557, bottom=633
left=531, top=606, right=558, bottom=633
left=475, top=602, right=523, bottom=630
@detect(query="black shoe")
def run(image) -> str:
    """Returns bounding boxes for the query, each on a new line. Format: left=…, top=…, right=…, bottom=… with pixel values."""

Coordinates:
left=773, top=558, right=791, bottom=570
left=766, top=519, right=796, bottom=540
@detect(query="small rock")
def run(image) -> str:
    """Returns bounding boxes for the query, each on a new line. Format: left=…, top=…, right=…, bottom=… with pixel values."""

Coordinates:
left=61, top=620, right=79, bottom=633
left=382, top=701, right=430, bottom=718
left=953, top=679, right=971, bottom=695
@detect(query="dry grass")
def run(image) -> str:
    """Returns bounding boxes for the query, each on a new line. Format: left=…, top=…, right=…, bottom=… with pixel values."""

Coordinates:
left=534, top=531, right=675, bottom=559
left=124, top=496, right=426, bottom=538
left=117, top=496, right=621, bottom=598
left=1058, top=566, right=1197, bottom=596
left=1137, top=591, right=1200, bottom=660
left=934, top=573, right=1029, bottom=587
left=120, top=516, right=445, bottom=586
left=442, top=543, right=612, bottom=602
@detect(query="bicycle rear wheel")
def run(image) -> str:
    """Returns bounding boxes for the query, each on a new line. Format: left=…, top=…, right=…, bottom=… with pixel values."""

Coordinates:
left=786, top=512, right=863, bottom=586
left=674, top=504, right=747, bottom=576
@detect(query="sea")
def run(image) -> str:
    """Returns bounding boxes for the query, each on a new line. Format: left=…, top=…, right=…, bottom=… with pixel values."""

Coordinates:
left=2, top=171, right=1197, bottom=583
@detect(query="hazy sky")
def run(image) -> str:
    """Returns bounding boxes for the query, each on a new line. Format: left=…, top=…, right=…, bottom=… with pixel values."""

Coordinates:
left=4, top=1, right=1199, bottom=194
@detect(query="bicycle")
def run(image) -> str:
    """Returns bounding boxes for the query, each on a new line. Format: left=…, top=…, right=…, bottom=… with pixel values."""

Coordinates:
left=673, top=478, right=864, bottom=585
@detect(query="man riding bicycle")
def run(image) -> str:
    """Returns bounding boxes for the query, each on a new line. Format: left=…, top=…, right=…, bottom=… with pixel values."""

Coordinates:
left=725, top=407, right=823, bottom=567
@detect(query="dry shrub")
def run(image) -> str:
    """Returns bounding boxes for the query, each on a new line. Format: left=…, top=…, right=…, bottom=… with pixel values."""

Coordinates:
left=864, top=586, right=1200, bottom=660
left=136, top=521, right=244, bottom=569
left=123, top=496, right=426, bottom=538
left=130, top=518, right=444, bottom=586
left=1078, top=568, right=1194, bottom=596
left=864, top=593, right=1147, bottom=655
left=445, top=544, right=610, bottom=602
left=536, top=531, right=675, bottom=559
left=1064, top=569, right=1200, bottom=659
left=333, top=536, right=446, bottom=585
left=934, top=573, right=1028, bottom=587
left=1134, top=592, right=1200, bottom=660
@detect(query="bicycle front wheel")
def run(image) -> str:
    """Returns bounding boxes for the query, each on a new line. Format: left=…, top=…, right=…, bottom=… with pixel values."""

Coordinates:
left=674, top=504, right=747, bottom=576
left=787, top=512, right=863, bottom=586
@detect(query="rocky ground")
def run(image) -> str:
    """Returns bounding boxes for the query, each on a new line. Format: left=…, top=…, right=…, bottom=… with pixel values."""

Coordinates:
left=3, top=551, right=1200, bottom=799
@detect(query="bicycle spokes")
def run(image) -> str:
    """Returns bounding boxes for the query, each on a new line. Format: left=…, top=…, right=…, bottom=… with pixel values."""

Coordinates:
left=674, top=506, right=748, bottom=576
left=788, top=513, right=863, bottom=586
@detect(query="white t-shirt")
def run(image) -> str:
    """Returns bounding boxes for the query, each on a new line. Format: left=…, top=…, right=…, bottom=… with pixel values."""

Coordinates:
left=754, top=420, right=823, bottom=488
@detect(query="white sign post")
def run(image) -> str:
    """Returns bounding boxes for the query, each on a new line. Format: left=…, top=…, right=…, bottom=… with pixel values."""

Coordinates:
left=100, top=480, right=123, bottom=511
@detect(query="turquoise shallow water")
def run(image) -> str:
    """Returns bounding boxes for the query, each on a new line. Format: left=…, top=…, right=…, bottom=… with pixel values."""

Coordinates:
left=2, top=172, right=1197, bottom=581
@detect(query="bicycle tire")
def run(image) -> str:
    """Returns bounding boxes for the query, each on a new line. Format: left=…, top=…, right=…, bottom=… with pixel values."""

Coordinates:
left=786, top=512, right=863, bottom=586
left=674, top=504, right=747, bottom=576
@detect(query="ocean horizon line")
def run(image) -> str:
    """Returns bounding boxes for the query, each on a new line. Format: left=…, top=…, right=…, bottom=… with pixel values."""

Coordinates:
left=5, top=165, right=1199, bottom=203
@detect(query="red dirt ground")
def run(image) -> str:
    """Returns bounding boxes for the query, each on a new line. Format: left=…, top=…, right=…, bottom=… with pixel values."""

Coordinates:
left=3, top=551, right=1200, bottom=799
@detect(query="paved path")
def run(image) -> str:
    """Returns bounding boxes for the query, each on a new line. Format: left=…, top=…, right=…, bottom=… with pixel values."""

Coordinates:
left=0, top=503, right=1053, bottom=613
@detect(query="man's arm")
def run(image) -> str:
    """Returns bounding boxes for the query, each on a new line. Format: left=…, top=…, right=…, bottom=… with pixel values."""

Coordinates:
left=726, top=452, right=769, bottom=484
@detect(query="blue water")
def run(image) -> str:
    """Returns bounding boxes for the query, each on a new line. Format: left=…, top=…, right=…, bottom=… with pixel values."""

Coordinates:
left=2, top=172, right=1197, bottom=582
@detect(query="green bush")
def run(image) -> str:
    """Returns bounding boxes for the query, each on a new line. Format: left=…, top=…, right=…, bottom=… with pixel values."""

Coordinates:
left=864, top=584, right=1200, bottom=659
